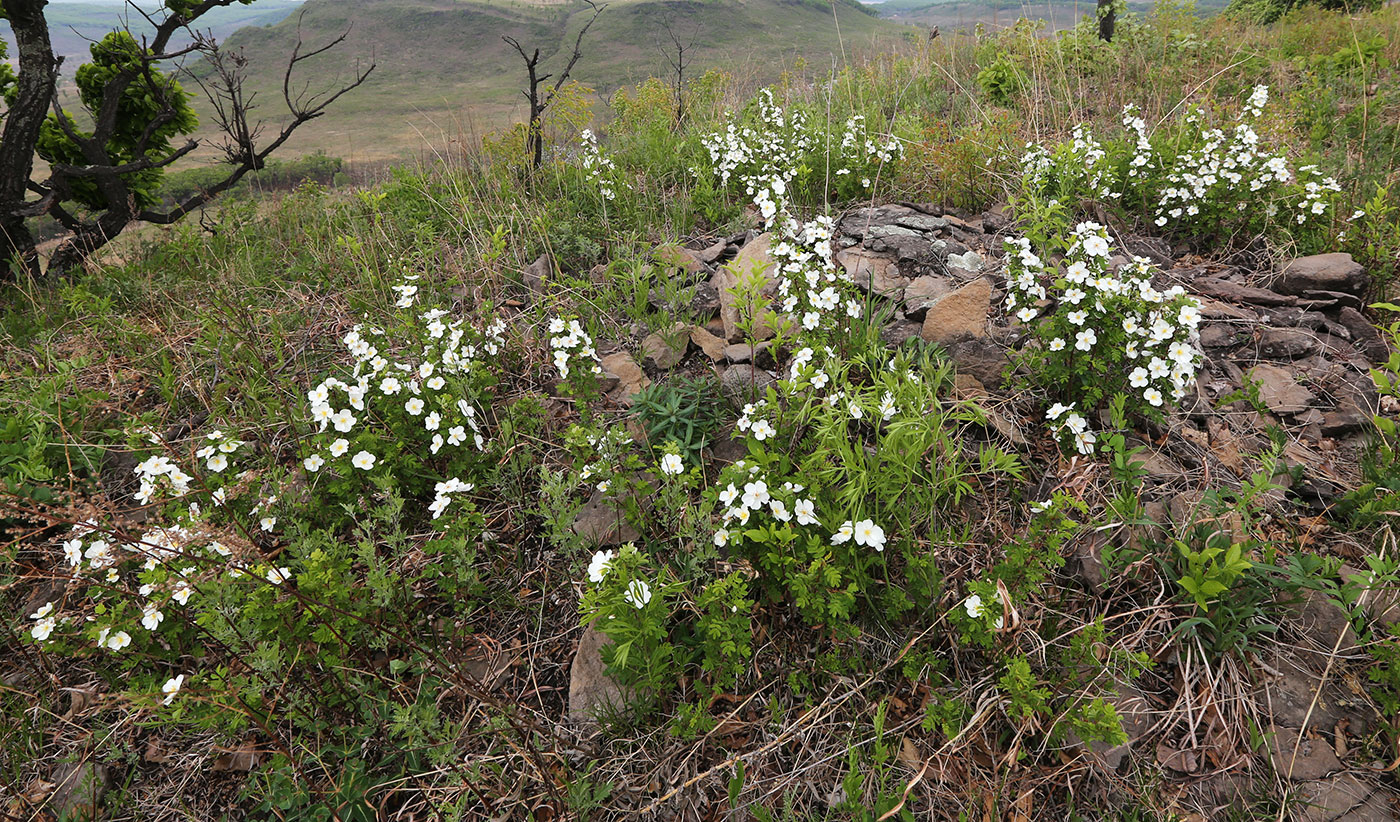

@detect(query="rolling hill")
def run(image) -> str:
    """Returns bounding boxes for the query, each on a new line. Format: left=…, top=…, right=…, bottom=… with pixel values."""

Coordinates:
left=186, top=0, right=915, bottom=162
left=1, top=0, right=302, bottom=62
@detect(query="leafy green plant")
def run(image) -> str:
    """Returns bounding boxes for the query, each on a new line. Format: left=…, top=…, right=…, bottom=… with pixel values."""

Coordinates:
left=631, top=376, right=726, bottom=462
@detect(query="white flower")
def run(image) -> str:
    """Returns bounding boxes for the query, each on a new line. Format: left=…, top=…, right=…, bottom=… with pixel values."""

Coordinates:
left=1074, top=329, right=1097, bottom=351
left=1063, top=287, right=1086, bottom=305
left=425, top=411, right=441, bottom=431
left=1067, top=310, right=1087, bottom=326
left=206, top=454, right=228, bottom=473
left=769, top=500, right=791, bottom=522
left=31, top=617, right=56, bottom=642
left=331, top=409, right=357, bottom=433
left=64, top=539, right=83, bottom=566
left=1016, top=306, right=1038, bottom=323
left=853, top=519, right=886, bottom=552
left=794, top=499, right=818, bottom=526
left=1129, top=367, right=1149, bottom=388
left=1048, top=338, right=1066, bottom=352
left=624, top=579, right=653, bottom=609
left=713, top=529, right=730, bottom=548
left=587, top=550, right=614, bottom=584
left=405, top=397, right=425, bottom=416
left=1074, top=429, right=1097, bottom=455
left=106, top=630, right=132, bottom=651
left=659, top=453, right=685, bottom=476
left=266, top=566, right=292, bottom=585
left=447, top=426, right=467, bottom=447
left=259, top=516, right=277, bottom=532
left=351, top=451, right=376, bottom=470
left=848, top=401, right=864, bottom=420
left=964, top=594, right=986, bottom=618
left=1144, top=387, right=1164, bottom=407
left=719, top=484, right=740, bottom=508
left=31, top=602, right=54, bottom=620
left=750, top=419, right=775, bottom=441
left=141, top=604, right=165, bottom=631
left=161, top=674, right=185, bottom=705
left=172, top=581, right=193, bottom=605
left=1082, top=235, right=1110, bottom=257
left=379, top=377, right=402, bottom=395
left=831, top=520, right=854, bottom=545
left=1046, top=403, right=1070, bottom=420
left=303, top=454, right=325, bottom=473
left=741, top=481, right=770, bottom=510
left=329, top=438, right=350, bottom=458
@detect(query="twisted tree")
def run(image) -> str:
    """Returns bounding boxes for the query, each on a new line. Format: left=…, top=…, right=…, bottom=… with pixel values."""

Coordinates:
left=0, top=1, right=374, bottom=280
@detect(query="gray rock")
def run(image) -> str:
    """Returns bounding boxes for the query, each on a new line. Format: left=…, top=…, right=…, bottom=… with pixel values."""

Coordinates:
left=719, top=365, right=777, bottom=406
left=694, top=237, right=730, bottom=264
left=1247, top=364, right=1316, bottom=415
left=48, top=762, right=110, bottom=822
left=920, top=278, right=991, bottom=346
left=1293, top=775, right=1400, bottom=822
left=1258, top=328, right=1320, bottom=360
left=1192, top=276, right=1296, bottom=306
left=1270, top=727, right=1343, bottom=781
left=523, top=254, right=552, bottom=295
left=568, top=625, right=632, bottom=724
left=945, top=249, right=985, bottom=274
left=1276, top=253, right=1367, bottom=297
left=944, top=336, right=1008, bottom=388
left=903, top=275, right=953, bottom=319
left=1335, top=307, right=1390, bottom=364
left=837, top=247, right=908, bottom=299
left=571, top=491, right=641, bottom=547
left=1199, top=324, right=1239, bottom=349
left=881, top=319, right=923, bottom=347
left=1285, top=589, right=1361, bottom=655
left=895, top=213, right=949, bottom=232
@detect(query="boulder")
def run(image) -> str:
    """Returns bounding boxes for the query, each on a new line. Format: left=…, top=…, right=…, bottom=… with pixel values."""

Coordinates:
left=568, top=625, right=632, bottom=724
left=1275, top=253, right=1367, bottom=297
left=600, top=351, right=650, bottom=406
left=1247, top=364, right=1316, bottom=415
left=715, top=233, right=779, bottom=342
left=689, top=325, right=727, bottom=361
left=641, top=328, right=688, bottom=370
left=944, top=335, right=1008, bottom=388
left=920, top=278, right=991, bottom=346
left=903, top=276, right=953, bottom=319
left=836, top=247, right=907, bottom=299
left=1192, top=276, right=1296, bottom=307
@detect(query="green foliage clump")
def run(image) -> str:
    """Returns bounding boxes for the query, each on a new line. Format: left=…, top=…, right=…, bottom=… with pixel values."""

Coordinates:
left=36, top=32, right=198, bottom=210
left=1228, top=0, right=1380, bottom=25
left=631, top=375, right=725, bottom=462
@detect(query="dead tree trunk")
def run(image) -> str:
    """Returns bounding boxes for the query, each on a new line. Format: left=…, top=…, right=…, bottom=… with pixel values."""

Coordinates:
left=502, top=0, right=606, bottom=172
left=1097, top=0, right=1117, bottom=41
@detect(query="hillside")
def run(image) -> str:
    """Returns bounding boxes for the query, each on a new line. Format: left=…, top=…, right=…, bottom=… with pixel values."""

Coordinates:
left=0, top=0, right=302, bottom=62
left=194, top=0, right=913, bottom=162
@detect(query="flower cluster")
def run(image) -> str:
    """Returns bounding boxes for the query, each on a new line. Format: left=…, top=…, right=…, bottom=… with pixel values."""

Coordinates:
left=1019, top=87, right=1340, bottom=246
left=548, top=317, right=602, bottom=383
left=306, top=305, right=503, bottom=477
left=585, top=545, right=653, bottom=609
left=712, top=460, right=823, bottom=548
left=579, top=129, right=617, bottom=202
left=1005, top=222, right=1203, bottom=453
left=699, top=89, right=902, bottom=208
